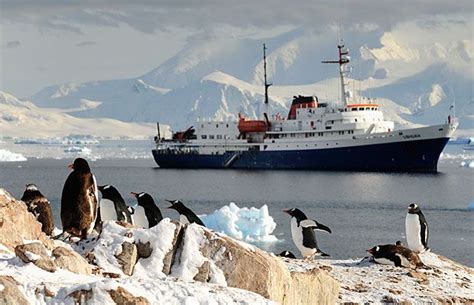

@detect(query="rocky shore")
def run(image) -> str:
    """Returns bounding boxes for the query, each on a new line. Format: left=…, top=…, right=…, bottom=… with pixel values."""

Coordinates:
left=0, top=188, right=472, bottom=304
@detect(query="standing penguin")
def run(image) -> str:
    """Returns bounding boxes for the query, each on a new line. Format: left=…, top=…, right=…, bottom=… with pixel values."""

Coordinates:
left=97, top=185, right=133, bottom=224
left=131, top=192, right=163, bottom=228
left=21, top=184, right=54, bottom=236
left=60, top=158, right=98, bottom=239
left=283, top=208, right=332, bottom=259
left=166, top=200, right=205, bottom=226
left=405, top=203, right=429, bottom=253
left=367, top=243, right=425, bottom=269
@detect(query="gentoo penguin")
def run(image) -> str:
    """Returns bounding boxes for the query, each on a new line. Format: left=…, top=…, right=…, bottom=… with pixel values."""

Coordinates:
left=131, top=192, right=163, bottom=228
left=283, top=208, right=332, bottom=259
left=97, top=185, right=133, bottom=224
left=20, top=184, right=54, bottom=236
left=166, top=200, right=205, bottom=226
left=60, top=158, right=98, bottom=239
left=405, top=203, right=429, bottom=253
left=367, top=244, right=425, bottom=269
left=277, top=250, right=297, bottom=259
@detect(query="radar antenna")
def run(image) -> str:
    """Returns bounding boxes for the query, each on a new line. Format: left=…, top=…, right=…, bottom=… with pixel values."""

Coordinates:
left=322, top=41, right=351, bottom=106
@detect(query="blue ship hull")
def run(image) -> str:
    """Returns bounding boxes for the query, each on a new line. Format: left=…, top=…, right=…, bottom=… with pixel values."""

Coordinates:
left=152, top=137, right=450, bottom=172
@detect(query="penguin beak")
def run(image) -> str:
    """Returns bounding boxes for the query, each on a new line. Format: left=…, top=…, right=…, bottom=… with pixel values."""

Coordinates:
left=283, top=209, right=291, bottom=215
left=67, top=163, right=74, bottom=170
left=131, top=192, right=138, bottom=197
left=367, top=248, right=374, bottom=254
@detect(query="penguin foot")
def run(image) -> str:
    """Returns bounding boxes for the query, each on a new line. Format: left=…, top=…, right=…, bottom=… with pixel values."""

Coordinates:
left=53, top=231, right=71, bottom=241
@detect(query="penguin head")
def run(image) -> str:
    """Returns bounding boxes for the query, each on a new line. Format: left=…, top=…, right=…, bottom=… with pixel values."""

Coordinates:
left=367, top=246, right=380, bottom=256
left=25, top=183, right=38, bottom=192
left=68, top=158, right=91, bottom=172
left=131, top=192, right=155, bottom=207
left=166, top=200, right=187, bottom=214
left=98, top=184, right=118, bottom=200
left=407, top=203, right=420, bottom=214
left=283, top=208, right=307, bottom=221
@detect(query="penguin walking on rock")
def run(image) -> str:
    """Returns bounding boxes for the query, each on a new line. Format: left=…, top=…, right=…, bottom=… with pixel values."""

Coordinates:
left=283, top=208, right=332, bottom=260
left=97, top=185, right=133, bottom=224
left=21, top=184, right=54, bottom=236
left=166, top=200, right=205, bottom=227
left=367, top=243, right=425, bottom=269
left=59, top=158, right=98, bottom=240
left=405, top=203, right=429, bottom=253
left=131, top=192, right=163, bottom=228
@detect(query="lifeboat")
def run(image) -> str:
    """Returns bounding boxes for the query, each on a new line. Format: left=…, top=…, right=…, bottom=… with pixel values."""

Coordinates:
left=238, top=115, right=268, bottom=133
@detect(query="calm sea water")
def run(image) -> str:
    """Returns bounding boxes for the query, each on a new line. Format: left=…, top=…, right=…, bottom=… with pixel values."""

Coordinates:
left=1, top=148, right=473, bottom=266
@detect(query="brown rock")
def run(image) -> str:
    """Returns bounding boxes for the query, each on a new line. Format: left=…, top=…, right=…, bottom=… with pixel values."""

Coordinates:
left=108, top=286, right=150, bottom=305
left=408, top=270, right=429, bottom=285
left=14, top=242, right=57, bottom=272
left=115, top=241, right=138, bottom=276
left=135, top=241, right=152, bottom=259
left=174, top=225, right=340, bottom=305
left=52, top=246, right=93, bottom=275
left=69, top=289, right=93, bottom=304
left=0, top=275, right=29, bottom=305
left=162, top=221, right=184, bottom=274
left=0, top=189, right=54, bottom=251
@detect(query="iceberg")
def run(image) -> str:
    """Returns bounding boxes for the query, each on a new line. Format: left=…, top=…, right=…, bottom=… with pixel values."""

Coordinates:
left=460, top=160, right=474, bottom=168
left=201, top=202, right=278, bottom=242
left=468, top=201, right=474, bottom=211
left=0, top=149, right=27, bottom=162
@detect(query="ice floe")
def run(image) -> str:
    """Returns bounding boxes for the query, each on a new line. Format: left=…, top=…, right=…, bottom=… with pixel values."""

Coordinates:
left=0, top=149, right=27, bottom=162
left=201, top=202, right=278, bottom=242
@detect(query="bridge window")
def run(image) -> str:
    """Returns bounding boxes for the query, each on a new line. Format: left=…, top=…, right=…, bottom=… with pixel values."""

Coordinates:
left=359, top=107, right=364, bottom=111
left=217, top=135, right=222, bottom=139
left=201, top=135, right=207, bottom=139
left=209, top=135, right=215, bottom=139
left=352, top=108, right=357, bottom=111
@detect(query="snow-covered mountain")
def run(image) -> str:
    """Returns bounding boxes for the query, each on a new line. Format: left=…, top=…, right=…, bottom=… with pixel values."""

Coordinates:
left=0, top=91, right=166, bottom=138
left=28, top=18, right=473, bottom=133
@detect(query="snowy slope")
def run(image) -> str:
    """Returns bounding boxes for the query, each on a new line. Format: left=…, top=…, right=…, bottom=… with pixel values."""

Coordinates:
left=26, top=17, right=473, bottom=133
left=0, top=91, right=164, bottom=138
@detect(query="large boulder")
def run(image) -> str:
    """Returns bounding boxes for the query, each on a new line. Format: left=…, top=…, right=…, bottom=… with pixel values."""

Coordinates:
left=0, top=189, right=54, bottom=251
left=170, top=224, right=340, bottom=304
left=14, top=242, right=57, bottom=273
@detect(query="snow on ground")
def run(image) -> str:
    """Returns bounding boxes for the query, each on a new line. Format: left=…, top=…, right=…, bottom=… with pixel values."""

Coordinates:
left=0, top=149, right=27, bottom=162
left=0, top=221, right=275, bottom=305
left=201, top=202, right=278, bottom=242
left=284, top=251, right=474, bottom=304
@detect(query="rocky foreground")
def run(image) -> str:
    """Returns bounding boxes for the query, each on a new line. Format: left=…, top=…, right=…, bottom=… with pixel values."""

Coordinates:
left=0, top=188, right=473, bottom=304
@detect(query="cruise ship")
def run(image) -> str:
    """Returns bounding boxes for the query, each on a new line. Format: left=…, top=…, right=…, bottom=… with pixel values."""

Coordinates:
left=152, top=42, right=457, bottom=172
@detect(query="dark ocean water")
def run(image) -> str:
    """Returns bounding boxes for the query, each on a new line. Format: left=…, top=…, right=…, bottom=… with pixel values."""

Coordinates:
left=1, top=152, right=473, bottom=266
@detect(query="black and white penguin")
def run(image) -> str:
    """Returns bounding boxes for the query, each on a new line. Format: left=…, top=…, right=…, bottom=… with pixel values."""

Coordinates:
left=405, top=203, right=429, bottom=253
left=131, top=192, right=163, bottom=228
left=97, top=185, right=133, bottom=224
left=283, top=208, right=332, bottom=259
left=60, top=158, right=98, bottom=239
left=166, top=200, right=205, bottom=227
left=20, top=184, right=54, bottom=236
left=367, top=244, right=425, bottom=269
left=277, top=250, right=297, bottom=259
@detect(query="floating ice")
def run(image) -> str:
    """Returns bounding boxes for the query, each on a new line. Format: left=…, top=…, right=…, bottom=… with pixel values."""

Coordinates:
left=0, top=149, right=27, bottom=162
left=201, top=202, right=278, bottom=242
left=459, top=160, right=474, bottom=168
left=467, top=201, right=474, bottom=211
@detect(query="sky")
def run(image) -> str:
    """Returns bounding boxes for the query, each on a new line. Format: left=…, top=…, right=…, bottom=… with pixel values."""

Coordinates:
left=1, top=0, right=472, bottom=97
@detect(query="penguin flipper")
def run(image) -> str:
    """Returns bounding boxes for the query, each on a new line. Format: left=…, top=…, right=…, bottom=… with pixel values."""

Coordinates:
left=300, top=219, right=332, bottom=234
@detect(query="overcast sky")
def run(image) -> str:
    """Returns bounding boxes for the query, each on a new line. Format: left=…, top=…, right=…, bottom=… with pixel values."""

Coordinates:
left=1, top=0, right=472, bottom=97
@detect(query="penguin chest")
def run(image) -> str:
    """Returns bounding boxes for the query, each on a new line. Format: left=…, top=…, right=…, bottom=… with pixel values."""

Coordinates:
left=406, top=214, right=424, bottom=252
left=100, top=199, right=117, bottom=222
left=290, top=218, right=316, bottom=258
left=373, top=257, right=396, bottom=266
left=133, top=206, right=149, bottom=229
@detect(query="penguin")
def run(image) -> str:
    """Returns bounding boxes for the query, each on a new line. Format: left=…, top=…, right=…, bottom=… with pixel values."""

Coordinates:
left=405, top=203, right=429, bottom=253
left=130, top=192, right=163, bottom=228
left=97, top=185, right=133, bottom=224
left=59, top=158, right=98, bottom=239
left=367, top=243, right=425, bottom=269
left=20, top=184, right=54, bottom=236
left=166, top=200, right=205, bottom=227
left=283, top=208, right=331, bottom=259
left=277, top=250, right=297, bottom=259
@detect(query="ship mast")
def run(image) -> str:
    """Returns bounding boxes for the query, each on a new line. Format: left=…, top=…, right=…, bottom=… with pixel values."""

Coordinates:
left=322, top=41, right=350, bottom=106
left=263, top=43, right=272, bottom=115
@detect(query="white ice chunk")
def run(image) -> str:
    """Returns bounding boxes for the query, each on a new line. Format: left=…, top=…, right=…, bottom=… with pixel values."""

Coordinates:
left=0, top=149, right=27, bottom=162
left=201, top=202, right=278, bottom=242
